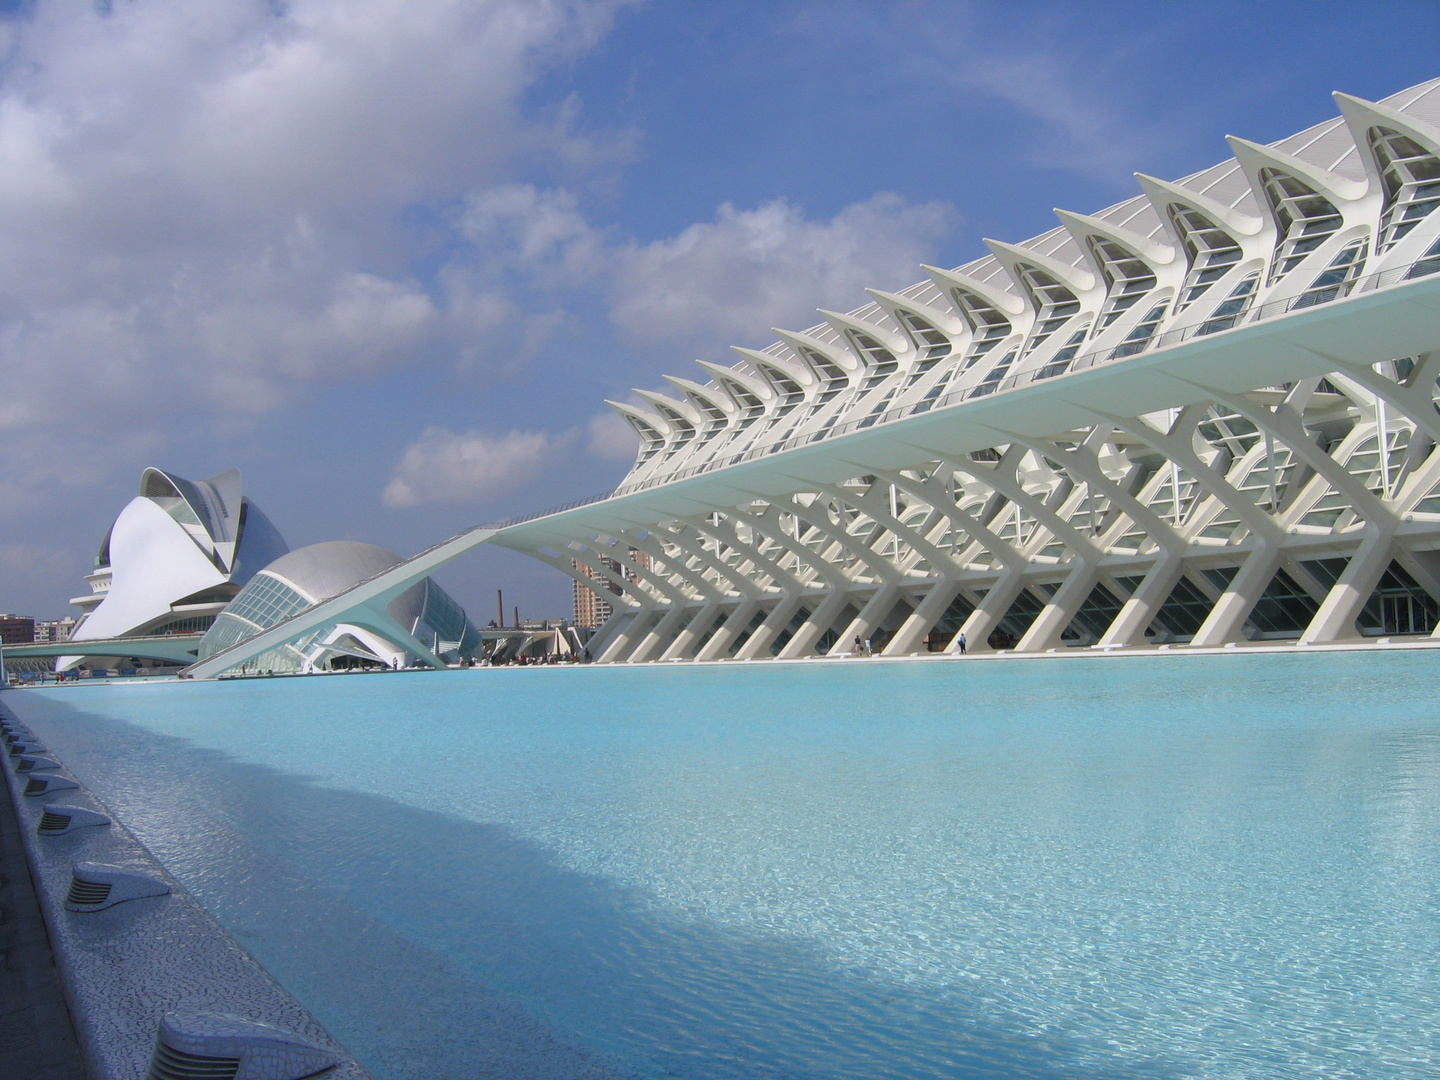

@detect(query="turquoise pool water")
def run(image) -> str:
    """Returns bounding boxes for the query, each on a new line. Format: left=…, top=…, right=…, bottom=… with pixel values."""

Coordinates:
left=6, top=653, right=1439, bottom=1079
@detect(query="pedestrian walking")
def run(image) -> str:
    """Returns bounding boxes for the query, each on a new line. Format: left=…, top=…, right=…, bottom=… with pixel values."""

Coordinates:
left=957, top=632, right=967, bottom=654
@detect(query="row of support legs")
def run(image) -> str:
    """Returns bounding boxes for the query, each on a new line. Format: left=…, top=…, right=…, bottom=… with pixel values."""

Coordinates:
left=587, top=530, right=1430, bottom=663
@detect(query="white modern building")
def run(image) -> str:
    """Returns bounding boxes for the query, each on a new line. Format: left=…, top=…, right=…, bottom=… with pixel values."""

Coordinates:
left=62, top=468, right=289, bottom=668
left=190, top=80, right=1440, bottom=676
left=195, top=541, right=482, bottom=674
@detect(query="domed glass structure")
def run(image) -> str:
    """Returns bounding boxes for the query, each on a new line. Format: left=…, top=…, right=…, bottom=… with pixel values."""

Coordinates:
left=199, top=541, right=480, bottom=673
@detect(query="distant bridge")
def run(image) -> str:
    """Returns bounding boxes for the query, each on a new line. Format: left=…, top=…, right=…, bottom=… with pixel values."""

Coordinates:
left=2, top=634, right=205, bottom=666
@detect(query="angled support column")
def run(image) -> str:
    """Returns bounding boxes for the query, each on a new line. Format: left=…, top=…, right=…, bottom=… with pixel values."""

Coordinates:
left=1098, top=548, right=1186, bottom=647
left=651, top=524, right=760, bottom=660
left=622, top=531, right=725, bottom=663
left=1019, top=427, right=1188, bottom=647
left=937, top=446, right=1103, bottom=653
left=684, top=508, right=809, bottom=660
left=776, top=586, right=858, bottom=659
left=526, top=547, right=647, bottom=662
left=818, top=475, right=967, bottom=655
left=774, top=493, right=905, bottom=651
left=1325, top=352, right=1440, bottom=445
left=1017, top=563, right=1099, bottom=652
left=882, top=574, right=964, bottom=656
left=1097, top=403, right=1291, bottom=647
left=732, top=501, right=859, bottom=658
left=960, top=569, right=1028, bottom=653
left=882, top=467, right=1027, bottom=653
left=1198, top=381, right=1406, bottom=646
left=1190, top=542, right=1281, bottom=647
left=660, top=596, right=723, bottom=661
left=734, top=592, right=808, bottom=660
left=1098, top=403, right=1286, bottom=547
left=1199, top=380, right=1395, bottom=529
left=593, top=535, right=698, bottom=664
left=549, top=542, right=666, bottom=664
left=1299, top=524, right=1394, bottom=644
left=597, top=600, right=658, bottom=663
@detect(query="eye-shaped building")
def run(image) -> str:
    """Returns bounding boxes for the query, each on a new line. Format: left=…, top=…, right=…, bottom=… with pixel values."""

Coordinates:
left=196, top=540, right=481, bottom=673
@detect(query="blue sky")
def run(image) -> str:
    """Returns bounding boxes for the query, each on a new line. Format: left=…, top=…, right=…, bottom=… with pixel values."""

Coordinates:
left=1, top=0, right=1437, bottom=622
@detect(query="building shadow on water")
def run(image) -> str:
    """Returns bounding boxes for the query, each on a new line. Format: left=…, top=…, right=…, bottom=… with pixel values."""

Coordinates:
left=13, top=695, right=1194, bottom=1080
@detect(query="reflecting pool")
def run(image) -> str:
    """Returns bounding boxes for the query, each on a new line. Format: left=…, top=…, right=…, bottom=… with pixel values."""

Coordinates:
left=6, top=652, right=1439, bottom=1079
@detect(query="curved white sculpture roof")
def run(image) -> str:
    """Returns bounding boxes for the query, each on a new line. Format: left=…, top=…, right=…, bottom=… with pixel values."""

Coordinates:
left=69, top=467, right=288, bottom=648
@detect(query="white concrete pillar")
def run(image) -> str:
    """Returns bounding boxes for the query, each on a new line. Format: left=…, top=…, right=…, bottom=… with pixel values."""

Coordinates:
left=627, top=601, right=691, bottom=663
left=836, top=582, right=900, bottom=654
left=777, top=587, right=858, bottom=659
left=1097, top=548, right=1186, bottom=647
left=598, top=601, right=659, bottom=663
left=734, top=592, right=806, bottom=660
left=659, top=596, right=722, bottom=661
left=1015, top=561, right=1099, bottom=653
left=1299, top=524, right=1395, bottom=644
left=695, top=597, right=762, bottom=661
left=1189, top=543, right=1282, bottom=648
left=883, top=575, right=961, bottom=656
left=956, top=569, right=1027, bottom=654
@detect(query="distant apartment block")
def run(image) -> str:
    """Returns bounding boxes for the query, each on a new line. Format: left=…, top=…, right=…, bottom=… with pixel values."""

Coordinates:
left=33, top=617, right=78, bottom=643
left=573, top=551, right=652, bottom=628
left=0, top=614, right=36, bottom=644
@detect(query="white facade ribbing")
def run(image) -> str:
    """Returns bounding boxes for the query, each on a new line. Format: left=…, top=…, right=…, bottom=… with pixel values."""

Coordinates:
left=505, top=82, right=1440, bottom=660
left=184, top=81, right=1440, bottom=678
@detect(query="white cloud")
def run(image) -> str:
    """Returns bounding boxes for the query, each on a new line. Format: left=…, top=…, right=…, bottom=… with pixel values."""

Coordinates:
left=0, top=0, right=627, bottom=485
left=382, top=427, right=565, bottom=508
left=380, top=191, right=954, bottom=497
left=458, top=184, right=608, bottom=283
left=607, top=194, right=955, bottom=353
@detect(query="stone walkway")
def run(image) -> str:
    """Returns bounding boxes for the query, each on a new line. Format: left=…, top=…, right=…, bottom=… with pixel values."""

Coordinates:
left=0, top=753, right=86, bottom=1079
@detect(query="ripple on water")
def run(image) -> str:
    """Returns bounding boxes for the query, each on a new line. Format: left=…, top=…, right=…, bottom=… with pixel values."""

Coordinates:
left=6, top=651, right=1440, bottom=1079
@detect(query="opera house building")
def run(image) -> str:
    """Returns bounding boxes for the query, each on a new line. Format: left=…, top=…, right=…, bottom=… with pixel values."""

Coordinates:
left=58, top=469, right=480, bottom=674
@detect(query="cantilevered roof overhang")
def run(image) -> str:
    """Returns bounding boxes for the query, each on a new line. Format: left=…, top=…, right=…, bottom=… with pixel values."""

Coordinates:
left=179, top=265, right=1440, bottom=678
left=485, top=267, right=1440, bottom=548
